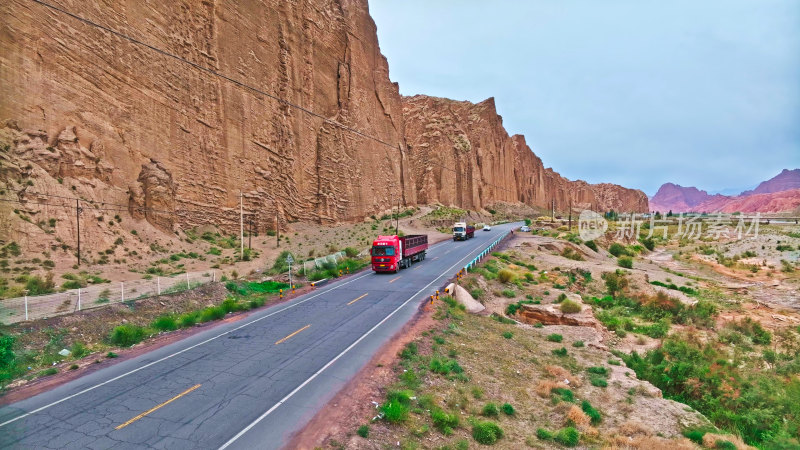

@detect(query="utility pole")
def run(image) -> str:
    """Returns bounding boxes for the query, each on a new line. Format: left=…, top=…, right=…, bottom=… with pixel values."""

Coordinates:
left=395, top=185, right=400, bottom=236
left=75, top=199, right=82, bottom=266
left=551, top=199, right=555, bottom=223
left=248, top=215, right=253, bottom=250
left=275, top=202, right=280, bottom=247
left=239, top=192, right=244, bottom=259
left=568, top=197, right=572, bottom=231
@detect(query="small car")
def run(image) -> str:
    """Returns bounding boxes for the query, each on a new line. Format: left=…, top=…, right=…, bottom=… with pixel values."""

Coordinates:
left=483, top=225, right=491, bottom=231
left=520, top=226, right=531, bottom=232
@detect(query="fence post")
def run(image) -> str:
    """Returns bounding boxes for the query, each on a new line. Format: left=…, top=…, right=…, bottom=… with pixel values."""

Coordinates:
left=77, top=288, right=81, bottom=311
left=121, top=282, right=124, bottom=302
left=186, top=272, right=190, bottom=289
left=157, top=277, right=161, bottom=295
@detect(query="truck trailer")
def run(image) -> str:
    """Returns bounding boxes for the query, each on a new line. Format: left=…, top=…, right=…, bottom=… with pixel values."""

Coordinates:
left=371, top=234, right=428, bottom=273
left=452, top=222, right=475, bottom=241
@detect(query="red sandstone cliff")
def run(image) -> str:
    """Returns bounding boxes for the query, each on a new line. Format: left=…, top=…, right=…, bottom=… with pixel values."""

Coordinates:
left=403, top=95, right=649, bottom=213
left=0, top=0, right=647, bottom=255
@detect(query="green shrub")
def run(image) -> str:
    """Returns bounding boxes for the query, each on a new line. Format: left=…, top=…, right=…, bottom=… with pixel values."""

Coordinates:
left=554, top=427, right=580, bottom=447
left=502, top=331, right=513, bottom=339
left=382, top=399, right=410, bottom=423
left=536, top=428, right=553, bottom=440
left=560, top=299, right=582, bottom=314
left=497, top=269, right=516, bottom=283
left=572, top=340, right=585, bottom=348
left=430, top=357, right=463, bottom=375
left=587, top=366, right=609, bottom=376
left=715, top=440, right=737, bottom=450
left=501, top=403, right=515, bottom=415
left=482, top=402, right=499, bottom=417
left=552, top=347, right=568, bottom=357
left=344, top=247, right=360, bottom=258
left=585, top=240, right=598, bottom=252
left=70, top=342, right=90, bottom=358
left=551, top=387, right=574, bottom=403
left=109, top=325, right=147, bottom=347
left=609, top=243, right=629, bottom=257
left=431, top=408, right=459, bottom=434
left=590, top=376, right=608, bottom=387
left=581, top=400, right=601, bottom=424
left=40, top=367, right=58, bottom=376
left=472, top=421, right=504, bottom=445
left=106, top=351, right=118, bottom=358
left=151, top=315, right=177, bottom=331
left=640, top=237, right=655, bottom=251
left=178, top=312, right=198, bottom=328
left=399, top=342, right=418, bottom=360
left=199, top=306, right=226, bottom=322
left=618, top=256, right=633, bottom=269
left=501, top=289, right=516, bottom=298
left=357, top=424, right=369, bottom=438
left=547, top=333, right=563, bottom=343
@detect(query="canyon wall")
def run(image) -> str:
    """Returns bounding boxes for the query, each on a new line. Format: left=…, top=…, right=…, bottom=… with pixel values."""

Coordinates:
left=0, top=0, right=412, bottom=234
left=403, top=95, right=649, bottom=213
left=1, top=0, right=646, bottom=251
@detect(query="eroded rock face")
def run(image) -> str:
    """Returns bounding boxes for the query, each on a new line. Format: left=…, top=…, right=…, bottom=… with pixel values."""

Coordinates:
left=516, top=303, right=601, bottom=329
left=403, top=95, right=649, bottom=213
left=0, top=0, right=411, bottom=229
left=129, top=160, right=177, bottom=232
left=0, top=0, right=647, bottom=245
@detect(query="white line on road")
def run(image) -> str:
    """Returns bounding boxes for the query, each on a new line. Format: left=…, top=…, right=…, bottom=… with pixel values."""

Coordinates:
left=0, top=272, right=373, bottom=429
left=218, top=229, right=512, bottom=449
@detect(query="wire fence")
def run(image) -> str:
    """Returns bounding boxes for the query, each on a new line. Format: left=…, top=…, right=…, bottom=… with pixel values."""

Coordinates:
left=0, top=270, right=218, bottom=325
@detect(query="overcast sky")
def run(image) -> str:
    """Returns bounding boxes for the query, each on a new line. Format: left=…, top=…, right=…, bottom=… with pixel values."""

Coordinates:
left=369, top=1, right=800, bottom=196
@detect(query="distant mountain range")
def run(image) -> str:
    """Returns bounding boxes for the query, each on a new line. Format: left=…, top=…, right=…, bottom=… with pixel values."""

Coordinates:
left=649, top=169, right=800, bottom=213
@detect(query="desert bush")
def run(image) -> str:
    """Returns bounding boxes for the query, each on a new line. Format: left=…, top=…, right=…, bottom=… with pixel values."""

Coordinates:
left=560, top=299, right=582, bottom=314
left=602, top=270, right=629, bottom=298
left=432, top=408, right=460, bottom=434
left=552, top=347, right=568, bottom=357
left=109, top=325, right=147, bottom=347
left=481, top=403, right=499, bottom=417
left=554, top=427, right=580, bottom=447
left=581, top=400, right=601, bottom=424
left=199, top=306, right=226, bottom=322
left=399, top=342, right=418, bottom=360
left=497, top=269, right=516, bottom=283
left=585, top=240, right=598, bottom=252
left=572, top=340, right=585, bottom=348
left=501, top=289, right=516, bottom=298
left=547, top=333, right=563, bottom=343
left=609, top=242, right=629, bottom=257
left=381, top=399, right=410, bottom=423
left=561, top=247, right=584, bottom=261
left=501, top=403, right=515, bottom=415
left=70, top=342, right=90, bottom=358
left=618, top=256, right=633, bottom=269
left=357, top=424, right=369, bottom=438
left=151, top=315, right=177, bottom=331
left=430, top=357, right=463, bottom=375
left=472, top=421, right=504, bottom=445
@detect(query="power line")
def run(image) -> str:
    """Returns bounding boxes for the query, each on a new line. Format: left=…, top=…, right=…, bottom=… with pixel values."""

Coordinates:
left=29, top=0, right=515, bottom=197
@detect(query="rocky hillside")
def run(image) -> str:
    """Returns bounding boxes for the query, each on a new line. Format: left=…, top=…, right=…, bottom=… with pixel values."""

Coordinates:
left=651, top=170, right=800, bottom=213
left=403, top=95, right=649, bottom=213
left=741, top=169, right=800, bottom=196
left=0, top=0, right=646, bottom=256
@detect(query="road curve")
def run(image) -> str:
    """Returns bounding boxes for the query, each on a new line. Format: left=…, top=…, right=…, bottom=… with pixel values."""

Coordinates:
left=0, top=223, right=519, bottom=449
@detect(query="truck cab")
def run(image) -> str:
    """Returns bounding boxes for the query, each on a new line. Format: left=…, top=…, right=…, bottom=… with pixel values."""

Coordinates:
left=371, top=234, right=428, bottom=273
left=453, top=222, right=475, bottom=241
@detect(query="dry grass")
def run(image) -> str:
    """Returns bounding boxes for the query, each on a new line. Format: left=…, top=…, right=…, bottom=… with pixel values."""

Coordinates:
left=545, top=364, right=582, bottom=386
left=535, top=379, right=569, bottom=398
left=604, top=435, right=696, bottom=450
left=702, top=433, right=753, bottom=450
left=566, top=404, right=591, bottom=428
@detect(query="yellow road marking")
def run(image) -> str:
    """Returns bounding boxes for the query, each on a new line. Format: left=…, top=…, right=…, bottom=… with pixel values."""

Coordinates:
left=389, top=276, right=401, bottom=283
left=347, top=293, right=369, bottom=306
left=115, top=384, right=201, bottom=430
left=275, top=325, right=311, bottom=345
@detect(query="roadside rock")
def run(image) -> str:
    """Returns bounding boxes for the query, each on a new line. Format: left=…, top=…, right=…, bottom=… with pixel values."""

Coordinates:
left=445, top=283, right=484, bottom=314
left=516, top=303, right=600, bottom=329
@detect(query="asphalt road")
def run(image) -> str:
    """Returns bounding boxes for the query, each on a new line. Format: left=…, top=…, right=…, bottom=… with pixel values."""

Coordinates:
left=0, top=223, right=518, bottom=449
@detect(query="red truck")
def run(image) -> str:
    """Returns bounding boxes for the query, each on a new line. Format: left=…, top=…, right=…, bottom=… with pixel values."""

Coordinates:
left=371, top=234, right=428, bottom=273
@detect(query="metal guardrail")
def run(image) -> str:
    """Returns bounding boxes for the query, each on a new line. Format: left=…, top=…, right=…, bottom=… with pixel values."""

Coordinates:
left=464, top=230, right=511, bottom=271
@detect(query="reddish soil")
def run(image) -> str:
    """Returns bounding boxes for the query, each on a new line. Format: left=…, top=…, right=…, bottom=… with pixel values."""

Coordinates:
left=288, top=300, right=439, bottom=449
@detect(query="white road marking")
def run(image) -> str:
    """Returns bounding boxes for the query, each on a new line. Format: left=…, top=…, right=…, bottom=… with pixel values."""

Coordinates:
left=218, top=230, right=512, bottom=449
left=0, top=272, right=373, bottom=429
